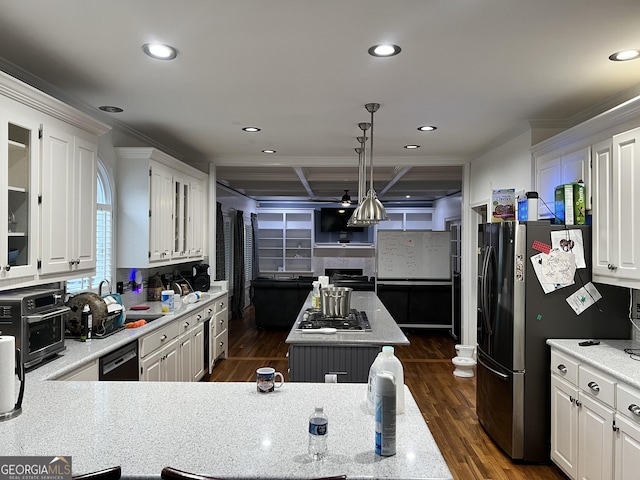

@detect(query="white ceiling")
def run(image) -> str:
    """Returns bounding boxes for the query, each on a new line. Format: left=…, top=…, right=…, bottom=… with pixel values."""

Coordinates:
left=0, top=0, right=639, bottom=204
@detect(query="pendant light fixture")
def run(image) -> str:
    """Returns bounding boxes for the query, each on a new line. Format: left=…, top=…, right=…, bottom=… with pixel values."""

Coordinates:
left=349, top=103, right=388, bottom=225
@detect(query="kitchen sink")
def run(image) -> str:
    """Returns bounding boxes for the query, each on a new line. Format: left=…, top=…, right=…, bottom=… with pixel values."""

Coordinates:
left=125, top=313, right=164, bottom=323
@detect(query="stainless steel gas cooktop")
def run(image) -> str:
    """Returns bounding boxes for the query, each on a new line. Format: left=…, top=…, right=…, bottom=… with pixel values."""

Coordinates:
left=296, top=308, right=371, bottom=331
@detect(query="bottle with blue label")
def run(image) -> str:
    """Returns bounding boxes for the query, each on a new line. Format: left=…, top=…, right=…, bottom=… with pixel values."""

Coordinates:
left=308, top=406, right=328, bottom=460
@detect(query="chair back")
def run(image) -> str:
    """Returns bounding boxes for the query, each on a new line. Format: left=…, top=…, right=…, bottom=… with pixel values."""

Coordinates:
left=161, top=467, right=224, bottom=480
left=72, top=466, right=121, bottom=480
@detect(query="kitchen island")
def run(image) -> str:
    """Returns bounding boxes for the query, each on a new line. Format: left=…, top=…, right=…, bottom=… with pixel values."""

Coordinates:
left=286, top=291, right=409, bottom=382
left=1, top=380, right=453, bottom=480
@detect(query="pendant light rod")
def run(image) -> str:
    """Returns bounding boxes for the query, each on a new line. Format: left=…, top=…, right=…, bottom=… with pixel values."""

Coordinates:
left=357, top=123, right=370, bottom=203
left=365, top=103, right=380, bottom=192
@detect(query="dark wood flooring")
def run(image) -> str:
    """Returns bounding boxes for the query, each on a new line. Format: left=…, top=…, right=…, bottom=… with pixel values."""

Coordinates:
left=204, top=307, right=567, bottom=480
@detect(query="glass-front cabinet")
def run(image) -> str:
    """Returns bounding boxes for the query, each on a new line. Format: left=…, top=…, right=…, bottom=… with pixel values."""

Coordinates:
left=1, top=110, right=39, bottom=280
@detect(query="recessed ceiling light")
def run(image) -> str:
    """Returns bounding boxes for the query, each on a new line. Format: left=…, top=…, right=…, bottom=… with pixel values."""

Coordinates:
left=99, top=105, right=123, bottom=113
left=142, top=43, right=177, bottom=60
left=404, top=145, right=420, bottom=149
left=417, top=125, right=437, bottom=131
left=242, top=127, right=261, bottom=132
left=262, top=149, right=276, bottom=154
left=609, top=49, right=640, bottom=61
left=368, top=44, right=401, bottom=57
left=405, top=195, right=411, bottom=199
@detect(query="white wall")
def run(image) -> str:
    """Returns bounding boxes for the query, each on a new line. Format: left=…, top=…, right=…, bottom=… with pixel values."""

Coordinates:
left=461, top=129, right=534, bottom=347
left=433, top=196, right=462, bottom=230
left=469, top=130, right=534, bottom=209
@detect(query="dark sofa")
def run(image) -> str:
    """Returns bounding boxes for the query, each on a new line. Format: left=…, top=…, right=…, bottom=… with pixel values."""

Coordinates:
left=250, top=274, right=375, bottom=329
left=251, top=277, right=314, bottom=329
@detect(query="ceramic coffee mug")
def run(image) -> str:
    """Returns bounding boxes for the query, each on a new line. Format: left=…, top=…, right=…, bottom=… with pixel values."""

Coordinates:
left=256, top=367, right=284, bottom=393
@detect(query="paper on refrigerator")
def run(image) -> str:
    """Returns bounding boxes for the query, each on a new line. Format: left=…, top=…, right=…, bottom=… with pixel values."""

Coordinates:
left=566, top=282, right=602, bottom=315
left=550, top=229, right=585, bottom=268
left=530, top=250, right=576, bottom=294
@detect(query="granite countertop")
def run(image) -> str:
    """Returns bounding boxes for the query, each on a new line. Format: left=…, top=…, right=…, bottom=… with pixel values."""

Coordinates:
left=28, top=290, right=227, bottom=382
left=285, top=292, right=410, bottom=346
left=2, top=380, right=452, bottom=480
left=547, top=338, right=640, bottom=390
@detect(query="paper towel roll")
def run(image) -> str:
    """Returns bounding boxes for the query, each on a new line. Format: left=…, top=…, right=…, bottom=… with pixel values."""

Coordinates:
left=0, top=336, right=16, bottom=414
left=318, top=276, right=329, bottom=287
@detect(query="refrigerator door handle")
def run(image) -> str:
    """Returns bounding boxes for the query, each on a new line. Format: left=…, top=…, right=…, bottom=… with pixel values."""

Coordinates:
left=478, top=357, right=508, bottom=380
left=482, top=245, right=494, bottom=336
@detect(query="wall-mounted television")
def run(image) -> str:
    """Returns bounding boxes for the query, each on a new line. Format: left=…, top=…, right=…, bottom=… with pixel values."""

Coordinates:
left=319, top=207, right=364, bottom=232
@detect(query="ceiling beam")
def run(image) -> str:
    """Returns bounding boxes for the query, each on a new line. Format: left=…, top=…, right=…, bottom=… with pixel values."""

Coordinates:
left=293, top=167, right=316, bottom=199
left=378, top=166, right=412, bottom=197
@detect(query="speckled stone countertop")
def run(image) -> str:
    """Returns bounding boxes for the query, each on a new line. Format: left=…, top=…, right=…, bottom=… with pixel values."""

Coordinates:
left=547, top=338, right=640, bottom=389
left=285, top=292, right=410, bottom=346
left=2, top=379, right=452, bottom=480
left=28, top=290, right=227, bottom=382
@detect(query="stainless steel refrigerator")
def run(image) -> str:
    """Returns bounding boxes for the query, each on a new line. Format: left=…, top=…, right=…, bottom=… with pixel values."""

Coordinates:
left=476, top=221, right=630, bottom=462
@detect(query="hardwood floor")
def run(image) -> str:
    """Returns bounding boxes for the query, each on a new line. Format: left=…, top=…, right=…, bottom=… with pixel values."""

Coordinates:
left=205, top=308, right=568, bottom=480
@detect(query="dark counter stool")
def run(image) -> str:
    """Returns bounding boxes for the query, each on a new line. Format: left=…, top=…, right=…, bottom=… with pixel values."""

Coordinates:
left=72, top=466, right=121, bottom=480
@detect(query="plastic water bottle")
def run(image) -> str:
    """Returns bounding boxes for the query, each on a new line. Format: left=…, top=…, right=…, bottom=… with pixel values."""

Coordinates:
left=183, top=291, right=202, bottom=304
left=375, top=371, right=397, bottom=456
left=308, top=406, right=328, bottom=460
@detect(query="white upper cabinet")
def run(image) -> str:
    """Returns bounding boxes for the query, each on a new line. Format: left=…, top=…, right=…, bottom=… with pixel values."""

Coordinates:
left=0, top=104, right=40, bottom=282
left=592, top=128, right=640, bottom=286
left=531, top=95, right=640, bottom=289
left=116, top=147, right=208, bottom=268
left=0, top=70, right=109, bottom=290
left=40, top=125, right=97, bottom=276
left=534, top=146, right=591, bottom=218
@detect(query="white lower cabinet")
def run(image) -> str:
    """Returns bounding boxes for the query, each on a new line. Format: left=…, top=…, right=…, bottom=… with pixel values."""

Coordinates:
left=139, top=320, right=181, bottom=381
left=209, top=294, right=228, bottom=374
left=550, top=348, right=640, bottom=480
left=140, top=337, right=180, bottom=382
left=56, top=359, right=99, bottom=381
left=614, top=384, right=640, bottom=480
left=139, top=303, right=211, bottom=382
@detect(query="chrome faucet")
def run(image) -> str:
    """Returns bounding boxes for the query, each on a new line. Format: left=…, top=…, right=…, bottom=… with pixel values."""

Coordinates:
left=98, top=279, right=112, bottom=296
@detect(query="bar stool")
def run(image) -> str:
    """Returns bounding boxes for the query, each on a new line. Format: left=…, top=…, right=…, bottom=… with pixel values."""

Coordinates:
left=72, top=466, right=121, bottom=480
left=161, top=467, right=223, bottom=480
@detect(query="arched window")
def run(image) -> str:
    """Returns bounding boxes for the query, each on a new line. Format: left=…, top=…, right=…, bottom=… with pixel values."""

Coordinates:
left=66, top=160, right=113, bottom=293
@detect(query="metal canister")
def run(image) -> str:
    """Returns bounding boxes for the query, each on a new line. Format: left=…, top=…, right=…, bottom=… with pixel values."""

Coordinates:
left=320, top=287, right=353, bottom=318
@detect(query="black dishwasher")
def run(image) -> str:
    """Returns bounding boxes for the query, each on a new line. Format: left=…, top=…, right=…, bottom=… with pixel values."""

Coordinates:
left=99, top=341, right=139, bottom=381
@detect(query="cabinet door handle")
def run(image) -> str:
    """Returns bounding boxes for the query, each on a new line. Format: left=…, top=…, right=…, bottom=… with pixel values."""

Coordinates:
left=69, top=260, right=75, bottom=267
left=576, top=400, right=582, bottom=407
left=628, top=404, right=640, bottom=417
left=587, top=381, right=600, bottom=392
left=569, top=395, right=575, bottom=404
left=160, top=334, right=167, bottom=341
left=557, top=364, right=567, bottom=373
left=219, top=341, right=224, bottom=347
left=608, top=263, right=618, bottom=270
left=4, top=265, right=10, bottom=271
left=183, top=322, right=190, bottom=329
left=219, top=319, right=225, bottom=325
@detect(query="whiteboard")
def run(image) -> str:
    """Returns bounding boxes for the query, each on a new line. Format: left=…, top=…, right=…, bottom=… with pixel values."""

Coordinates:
left=376, top=230, right=451, bottom=279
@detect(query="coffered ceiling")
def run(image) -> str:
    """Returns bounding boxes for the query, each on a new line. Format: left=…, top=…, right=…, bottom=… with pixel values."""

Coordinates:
left=0, top=1, right=639, bottom=204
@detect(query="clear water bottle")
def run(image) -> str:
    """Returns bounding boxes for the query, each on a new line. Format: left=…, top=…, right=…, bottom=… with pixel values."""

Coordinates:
left=308, top=406, right=328, bottom=460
